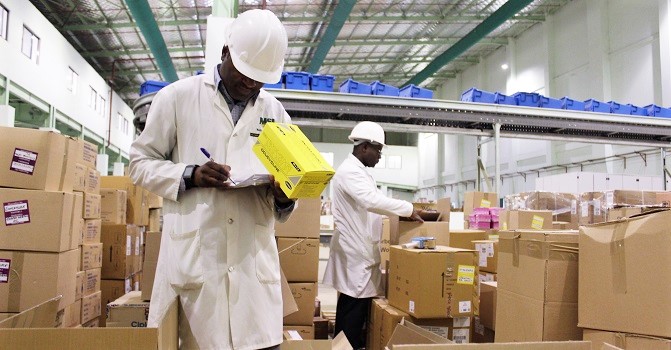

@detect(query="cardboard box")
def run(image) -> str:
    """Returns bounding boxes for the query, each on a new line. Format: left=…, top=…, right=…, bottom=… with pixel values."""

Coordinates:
left=106, top=291, right=149, bottom=328
left=472, top=317, right=495, bottom=344
left=275, top=198, right=321, bottom=238
left=606, top=206, right=644, bottom=221
left=478, top=272, right=497, bottom=283
left=392, top=342, right=591, bottom=349
left=146, top=191, right=163, bottom=209
left=101, top=225, right=138, bottom=279
left=388, top=246, right=478, bottom=318
left=80, top=291, right=101, bottom=324
left=579, top=209, right=671, bottom=338
left=500, top=210, right=553, bottom=230
left=496, top=230, right=580, bottom=342
left=284, top=283, right=317, bottom=326
left=448, top=230, right=489, bottom=250
left=0, top=249, right=79, bottom=312
left=73, top=163, right=87, bottom=192
left=283, top=325, right=314, bottom=340
left=412, top=198, right=451, bottom=222
left=253, top=122, right=334, bottom=199
left=61, top=300, right=81, bottom=328
left=100, top=278, right=133, bottom=326
left=84, top=268, right=101, bottom=297
left=313, top=316, right=329, bottom=339
left=479, top=281, right=497, bottom=331
left=86, top=167, right=100, bottom=194
left=100, top=189, right=127, bottom=225
left=505, top=192, right=579, bottom=229
left=148, top=208, right=162, bottom=232
left=81, top=317, right=99, bottom=327
left=381, top=218, right=391, bottom=266
left=0, top=296, right=62, bottom=328
left=101, top=176, right=148, bottom=226
left=385, top=319, right=452, bottom=349
left=368, top=299, right=409, bottom=350
left=463, top=192, right=498, bottom=227
left=583, top=328, right=671, bottom=349
left=76, top=271, right=85, bottom=301
left=141, top=232, right=161, bottom=301
left=0, top=189, right=77, bottom=252
left=472, top=240, right=498, bottom=273
left=579, top=190, right=666, bottom=225
left=0, top=127, right=77, bottom=192
left=409, top=316, right=472, bottom=344
left=83, top=193, right=101, bottom=219
left=76, top=138, right=98, bottom=169
left=81, top=243, right=103, bottom=270
left=281, top=332, right=351, bottom=350
left=71, top=193, right=84, bottom=247
left=396, top=222, right=450, bottom=246
left=278, top=238, right=319, bottom=282
left=83, top=219, right=102, bottom=244
left=0, top=297, right=178, bottom=349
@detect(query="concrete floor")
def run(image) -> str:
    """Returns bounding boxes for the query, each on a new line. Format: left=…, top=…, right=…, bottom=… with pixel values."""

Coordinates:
left=317, top=244, right=338, bottom=313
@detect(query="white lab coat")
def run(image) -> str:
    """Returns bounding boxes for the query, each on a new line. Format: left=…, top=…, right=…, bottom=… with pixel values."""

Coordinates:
left=323, top=154, right=413, bottom=298
left=129, top=73, right=292, bottom=350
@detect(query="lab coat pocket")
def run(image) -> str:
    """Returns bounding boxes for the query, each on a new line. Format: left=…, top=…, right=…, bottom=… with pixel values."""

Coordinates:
left=254, top=224, right=281, bottom=284
left=167, top=229, right=204, bottom=289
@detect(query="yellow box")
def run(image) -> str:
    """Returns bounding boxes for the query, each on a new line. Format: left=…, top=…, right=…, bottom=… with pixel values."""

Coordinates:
left=253, top=122, right=334, bottom=199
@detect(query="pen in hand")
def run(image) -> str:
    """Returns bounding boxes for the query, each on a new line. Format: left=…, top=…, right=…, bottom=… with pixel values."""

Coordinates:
left=200, top=147, right=237, bottom=185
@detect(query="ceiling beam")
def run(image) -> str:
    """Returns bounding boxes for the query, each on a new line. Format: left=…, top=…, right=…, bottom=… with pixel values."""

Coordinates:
left=403, top=0, right=535, bottom=87
left=307, top=0, right=356, bottom=73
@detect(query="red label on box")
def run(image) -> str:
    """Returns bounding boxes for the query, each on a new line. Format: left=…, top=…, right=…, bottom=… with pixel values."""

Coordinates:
left=3, top=200, right=30, bottom=226
left=0, top=259, right=10, bottom=283
left=10, top=148, right=38, bottom=175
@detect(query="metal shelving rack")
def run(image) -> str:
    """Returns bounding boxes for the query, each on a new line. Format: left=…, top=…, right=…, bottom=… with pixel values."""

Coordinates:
left=269, top=89, right=671, bottom=192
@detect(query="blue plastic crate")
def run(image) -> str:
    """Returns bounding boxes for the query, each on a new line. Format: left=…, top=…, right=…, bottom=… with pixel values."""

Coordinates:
left=370, top=81, right=399, bottom=96
left=399, top=84, right=433, bottom=99
left=285, top=72, right=311, bottom=90
left=461, top=88, right=496, bottom=103
left=539, top=96, right=562, bottom=109
left=561, top=97, right=585, bottom=111
left=627, top=104, right=648, bottom=116
left=339, top=78, right=372, bottom=95
left=584, top=99, right=611, bottom=113
left=264, top=72, right=285, bottom=89
left=513, top=92, right=542, bottom=107
left=310, top=74, right=335, bottom=92
left=494, top=92, right=516, bottom=105
left=608, top=101, right=632, bottom=115
left=140, top=80, right=170, bottom=96
left=645, top=104, right=671, bottom=118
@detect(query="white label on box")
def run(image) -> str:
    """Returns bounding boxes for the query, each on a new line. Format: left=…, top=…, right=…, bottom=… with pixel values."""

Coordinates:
left=606, top=192, right=614, bottom=207
left=287, top=330, right=302, bottom=340
left=125, top=279, right=131, bottom=293
left=453, top=317, right=471, bottom=327
left=418, top=325, right=448, bottom=339
left=409, top=300, right=415, bottom=313
left=594, top=200, right=601, bottom=216
left=0, top=259, right=10, bottom=283
left=135, top=237, right=140, bottom=255
left=478, top=253, right=487, bottom=267
left=452, top=328, right=470, bottom=343
left=581, top=202, right=589, bottom=217
left=475, top=243, right=488, bottom=267
left=458, top=301, right=471, bottom=313
left=126, top=235, right=132, bottom=256
left=571, top=200, right=577, bottom=215
left=3, top=200, right=30, bottom=226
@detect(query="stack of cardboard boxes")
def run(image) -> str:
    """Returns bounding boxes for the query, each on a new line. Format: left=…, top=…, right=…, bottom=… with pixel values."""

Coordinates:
left=0, top=127, right=101, bottom=328
left=275, top=198, right=321, bottom=339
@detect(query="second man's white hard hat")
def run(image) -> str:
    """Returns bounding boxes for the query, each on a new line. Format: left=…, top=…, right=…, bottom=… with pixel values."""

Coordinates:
left=228, top=9, right=288, bottom=84
left=348, top=121, right=386, bottom=146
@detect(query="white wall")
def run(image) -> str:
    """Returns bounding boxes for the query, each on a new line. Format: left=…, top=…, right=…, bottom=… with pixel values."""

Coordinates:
left=0, top=0, right=135, bottom=157
left=424, top=0, right=671, bottom=206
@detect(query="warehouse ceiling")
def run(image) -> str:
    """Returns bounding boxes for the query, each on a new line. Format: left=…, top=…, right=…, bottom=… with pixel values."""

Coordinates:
left=28, top=0, right=571, bottom=106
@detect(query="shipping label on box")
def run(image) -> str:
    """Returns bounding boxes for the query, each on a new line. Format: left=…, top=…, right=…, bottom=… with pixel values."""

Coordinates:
left=0, top=189, right=76, bottom=252
left=253, top=123, right=334, bottom=199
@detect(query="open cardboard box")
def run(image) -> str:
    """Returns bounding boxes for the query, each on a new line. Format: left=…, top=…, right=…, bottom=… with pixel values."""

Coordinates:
left=0, top=295, right=178, bottom=349
left=281, top=330, right=352, bottom=350
left=391, top=342, right=591, bottom=349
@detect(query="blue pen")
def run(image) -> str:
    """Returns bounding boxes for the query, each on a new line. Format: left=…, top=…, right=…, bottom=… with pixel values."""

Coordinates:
left=200, top=147, right=236, bottom=185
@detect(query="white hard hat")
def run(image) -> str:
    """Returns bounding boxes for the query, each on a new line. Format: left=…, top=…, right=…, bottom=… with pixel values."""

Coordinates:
left=228, top=9, right=288, bottom=84
left=348, top=121, right=386, bottom=146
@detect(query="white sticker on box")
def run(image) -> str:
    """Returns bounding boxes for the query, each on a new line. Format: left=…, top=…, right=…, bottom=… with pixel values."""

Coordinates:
left=594, top=200, right=601, bottom=216
left=419, top=325, right=448, bottom=339
left=125, top=279, right=131, bottom=293
left=478, top=253, right=488, bottom=267
left=409, top=300, right=415, bottom=313
left=135, top=237, right=140, bottom=255
left=571, top=200, right=577, bottom=215
left=453, top=317, right=471, bottom=327
left=458, top=301, right=471, bottom=313
left=606, top=192, right=614, bottom=207
left=452, top=328, right=470, bottom=343
left=287, top=330, right=302, bottom=340
left=485, top=243, right=494, bottom=257
left=126, top=235, right=132, bottom=256
left=0, top=259, right=10, bottom=283
left=475, top=243, right=488, bottom=267
left=581, top=202, right=589, bottom=217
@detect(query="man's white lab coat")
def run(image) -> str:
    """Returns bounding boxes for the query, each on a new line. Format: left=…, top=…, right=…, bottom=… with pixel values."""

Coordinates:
left=129, top=73, right=292, bottom=349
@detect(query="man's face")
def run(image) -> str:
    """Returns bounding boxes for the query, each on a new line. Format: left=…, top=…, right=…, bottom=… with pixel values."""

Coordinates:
left=220, top=47, right=264, bottom=101
left=362, top=142, right=383, bottom=168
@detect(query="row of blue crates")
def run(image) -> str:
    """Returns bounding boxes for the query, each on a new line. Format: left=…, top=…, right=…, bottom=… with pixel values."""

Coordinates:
left=264, top=72, right=434, bottom=99
left=461, top=88, right=671, bottom=118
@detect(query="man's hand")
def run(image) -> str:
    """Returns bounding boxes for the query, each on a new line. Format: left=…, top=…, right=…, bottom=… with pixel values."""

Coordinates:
left=193, top=161, right=234, bottom=189
left=269, top=175, right=294, bottom=207
left=409, top=209, right=425, bottom=223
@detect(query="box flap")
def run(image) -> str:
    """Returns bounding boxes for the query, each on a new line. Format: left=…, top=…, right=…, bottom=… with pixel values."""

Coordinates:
left=385, top=319, right=452, bottom=350
left=0, top=296, right=61, bottom=328
left=281, top=268, right=299, bottom=317
left=392, top=341, right=591, bottom=349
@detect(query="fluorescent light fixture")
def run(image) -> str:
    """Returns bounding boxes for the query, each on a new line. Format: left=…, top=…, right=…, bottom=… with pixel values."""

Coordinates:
left=501, top=63, right=509, bottom=70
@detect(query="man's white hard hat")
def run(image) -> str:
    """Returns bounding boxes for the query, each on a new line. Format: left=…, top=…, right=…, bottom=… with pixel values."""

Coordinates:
left=228, top=9, right=288, bottom=84
left=348, top=121, right=386, bottom=146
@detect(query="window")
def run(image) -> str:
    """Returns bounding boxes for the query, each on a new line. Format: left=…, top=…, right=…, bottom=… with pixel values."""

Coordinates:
left=123, top=118, right=129, bottom=135
left=117, top=113, right=129, bottom=135
left=0, top=4, right=8, bottom=40
left=21, top=26, right=39, bottom=63
left=66, top=67, right=78, bottom=94
left=98, top=95, right=106, bottom=116
left=89, top=87, right=97, bottom=109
